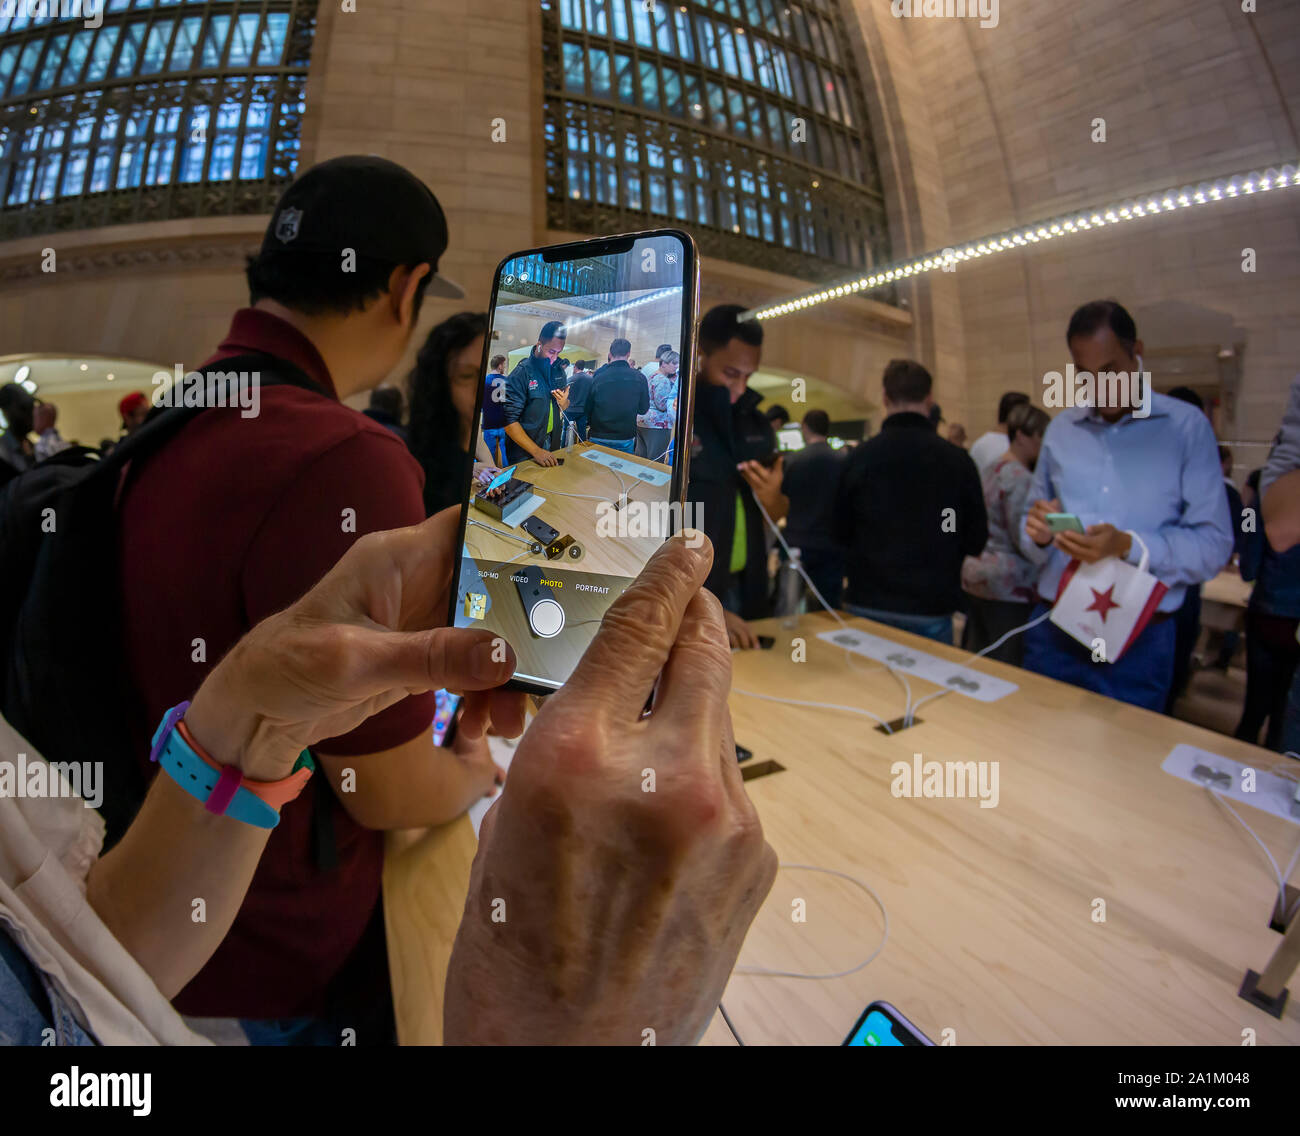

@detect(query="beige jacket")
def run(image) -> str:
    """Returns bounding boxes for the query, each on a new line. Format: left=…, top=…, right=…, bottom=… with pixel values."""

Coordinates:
left=0, top=713, right=207, bottom=1045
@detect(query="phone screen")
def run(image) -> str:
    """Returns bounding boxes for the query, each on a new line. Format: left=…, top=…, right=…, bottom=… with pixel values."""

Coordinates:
left=450, top=231, right=698, bottom=692
left=844, top=1003, right=932, bottom=1046
left=1046, top=512, right=1086, bottom=534
left=432, top=688, right=461, bottom=747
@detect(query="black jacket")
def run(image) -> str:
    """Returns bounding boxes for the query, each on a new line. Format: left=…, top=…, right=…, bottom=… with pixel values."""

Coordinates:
left=686, top=381, right=776, bottom=619
left=503, top=352, right=566, bottom=451
left=781, top=440, right=845, bottom=554
left=583, top=360, right=648, bottom=441
left=834, top=412, right=988, bottom=616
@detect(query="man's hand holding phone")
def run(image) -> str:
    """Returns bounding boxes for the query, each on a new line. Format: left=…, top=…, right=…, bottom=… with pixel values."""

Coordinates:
left=1025, top=497, right=1062, bottom=547
left=1054, top=523, right=1132, bottom=564
left=445, top=533, right=777, bottom=1045
left=738, top=457, right=786, bottom=520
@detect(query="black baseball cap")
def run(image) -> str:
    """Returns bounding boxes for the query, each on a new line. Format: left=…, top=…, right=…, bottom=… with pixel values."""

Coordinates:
left=260, top=155, right=464, bottom=299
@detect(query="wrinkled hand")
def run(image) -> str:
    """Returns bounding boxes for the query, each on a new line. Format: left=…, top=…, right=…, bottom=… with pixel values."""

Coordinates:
left=1025, top=497, right=1062, bottom=547
left=444, top=533, right=777, bottom=1045
left=187, top=509, right=527, bottom=782
left=1055, top=522, right=1132, bottom=565
left=448, top=726, right=506, bottom=800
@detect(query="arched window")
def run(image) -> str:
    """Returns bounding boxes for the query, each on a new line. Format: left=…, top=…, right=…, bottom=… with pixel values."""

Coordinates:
left=0, top=0, right=317, bottom=239
left=542, top=0, right=890, bottom=283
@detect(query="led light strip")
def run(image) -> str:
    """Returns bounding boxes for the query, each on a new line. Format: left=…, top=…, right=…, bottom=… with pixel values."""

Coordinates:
left=741, top=163, right=1300, bottom=323
left=559, top=287, right=679, bottom=333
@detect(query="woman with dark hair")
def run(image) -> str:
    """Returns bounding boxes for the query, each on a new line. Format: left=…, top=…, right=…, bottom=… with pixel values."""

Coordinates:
left=408, top=311, right=500, bottom=516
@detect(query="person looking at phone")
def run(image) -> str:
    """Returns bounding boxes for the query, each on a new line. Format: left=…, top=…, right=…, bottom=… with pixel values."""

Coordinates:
left=110, top=156, right=503, bottom=1042
left=502, top=319, right=569, bottom=467
left=637, top=349, right=680, bottom=459
left=0, top=516, right=775, bottom=1045
left=687, top=304, right=784, bottom=650
left=1019, top=300, right=1232, bottom=710
left=584, top=337, right=649, bottom=453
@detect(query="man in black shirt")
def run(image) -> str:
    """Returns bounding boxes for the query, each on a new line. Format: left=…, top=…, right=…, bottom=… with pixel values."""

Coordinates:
left=835, top=359, right=987, bottom=644
left=584, top=338, right=648, bottom=452
left=781, top=408, right=846, bottom=608
left=503, top=319, right=569, bottom=466
left=686, top=304, right=784, bottom=649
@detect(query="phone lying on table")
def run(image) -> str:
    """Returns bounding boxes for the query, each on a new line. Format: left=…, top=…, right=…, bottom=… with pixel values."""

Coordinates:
left=1045, top=512, right=1086, bottom=534
left=843, top=1001, right=934, bottom=1046
left=449, top=230, right=700, bottom=695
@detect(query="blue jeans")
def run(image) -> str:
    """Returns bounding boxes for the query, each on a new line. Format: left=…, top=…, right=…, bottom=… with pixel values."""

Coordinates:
left=482, top=427, right=506, bottom=466
left=844, top=603, right=953, bottom=645
left=588, top=435, right=636, bottom=454
left=1022, top=602, right=1176, bottom=712
left=0, top=924, right=96, bottom=1045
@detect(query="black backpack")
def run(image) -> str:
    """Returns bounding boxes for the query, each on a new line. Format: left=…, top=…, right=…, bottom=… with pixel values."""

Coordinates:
left=0, top=352, right=322, bottom=847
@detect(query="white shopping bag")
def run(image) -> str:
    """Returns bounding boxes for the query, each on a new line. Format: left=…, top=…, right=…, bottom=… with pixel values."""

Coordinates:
left=1049, top=532, right=1168, bottom=663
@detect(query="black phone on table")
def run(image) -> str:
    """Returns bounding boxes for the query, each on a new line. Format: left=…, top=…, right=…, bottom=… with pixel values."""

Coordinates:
left=448, top=231, right=700, bottom=695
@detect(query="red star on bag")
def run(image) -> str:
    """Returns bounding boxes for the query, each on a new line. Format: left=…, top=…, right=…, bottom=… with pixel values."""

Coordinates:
left=1085, top=584, right=1121, bottom=621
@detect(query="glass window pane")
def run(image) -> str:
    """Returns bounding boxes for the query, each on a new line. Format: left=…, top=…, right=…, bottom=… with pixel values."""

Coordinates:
left=169, top=16, right=202, bottom=69
left=257, top=13, right=289, bottom=65
left=141, top=18, right=174, bottom=74
left=734, top=29, right=755, bottom=81
left=227, top=13, right=260, bottom=67
left=562, top=42, right=585, bottom=92
left=80, top=26, right=117, bottom=83
left=588, top=48, right=611, bottom=98
left=661, top=66, right=682, bottom=116
left=201, top=14, right=231, bottom=67
left=10, top=39, right=44, bottom=96
left=673, top=8, right=694, bottom=60
left=705, top=80, right=727, bottom=131
left=638, top=60, right=659, bottom=110
left=614, top=52, right=634, bottom=104
left=611, top=0, right=629, bottom=41
left=560, top=0, right=584, bottom=31
left=631, top=2, right=653, bottom=46
left=113, top=21, right=145, bottom=77
left=35, top=34, right=70, bottom=91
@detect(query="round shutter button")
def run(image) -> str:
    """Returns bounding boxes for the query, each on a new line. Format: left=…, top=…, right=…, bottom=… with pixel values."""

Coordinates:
left=529, top=598, right=565, bottom=638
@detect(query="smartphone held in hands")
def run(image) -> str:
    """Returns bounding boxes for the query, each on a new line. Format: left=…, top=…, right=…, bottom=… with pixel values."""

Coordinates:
left=448, top=230, right=700, bottom=695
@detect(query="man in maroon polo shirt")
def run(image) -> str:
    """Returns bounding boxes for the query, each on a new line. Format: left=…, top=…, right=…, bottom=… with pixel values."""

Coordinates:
left=116, top=157, right=501, bottom=1043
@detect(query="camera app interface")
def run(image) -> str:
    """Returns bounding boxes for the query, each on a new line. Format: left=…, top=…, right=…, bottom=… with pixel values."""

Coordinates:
left=454, top=234, right=688, bottom=689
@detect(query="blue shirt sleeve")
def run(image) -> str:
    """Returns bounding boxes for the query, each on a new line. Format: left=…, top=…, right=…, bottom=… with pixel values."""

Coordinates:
left=1126, top=408, right=1233, bottom=585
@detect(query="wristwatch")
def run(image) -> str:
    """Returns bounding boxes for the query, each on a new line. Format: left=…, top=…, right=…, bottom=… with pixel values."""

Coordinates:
left=149, top=701, right=314, bottom=828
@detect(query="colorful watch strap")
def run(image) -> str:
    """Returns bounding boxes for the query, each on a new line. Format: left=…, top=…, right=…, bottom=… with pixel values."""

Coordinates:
left=174, top=719, right=314, bottom=810
left=149, top=702, right=314, bottom=828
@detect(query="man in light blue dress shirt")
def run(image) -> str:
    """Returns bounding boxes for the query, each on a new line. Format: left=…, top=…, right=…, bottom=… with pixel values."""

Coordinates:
left=1018, top=301, right=1233, bottom=711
